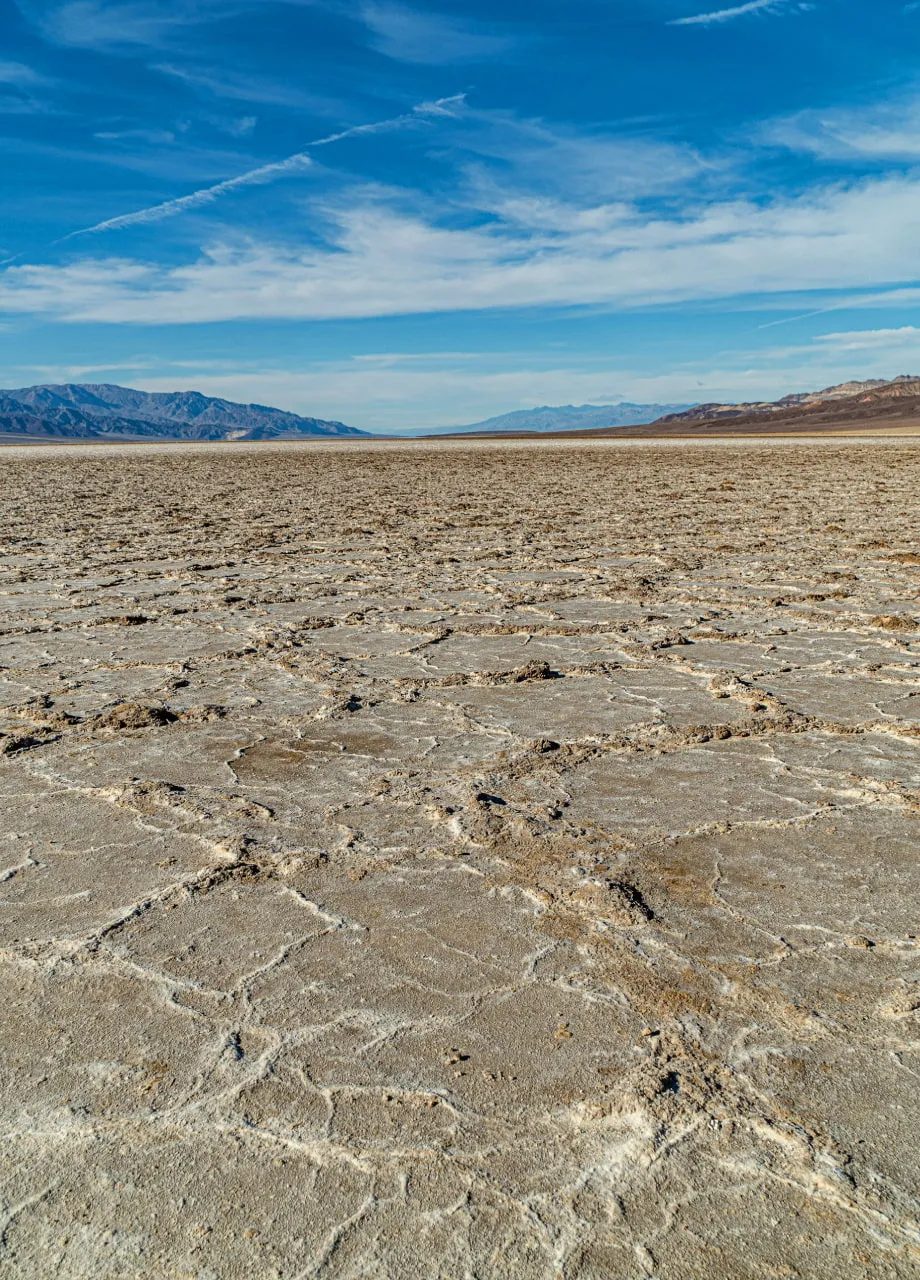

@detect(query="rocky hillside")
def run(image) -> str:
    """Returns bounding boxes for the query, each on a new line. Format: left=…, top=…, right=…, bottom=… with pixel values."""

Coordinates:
left=653, top=375, right=920, bottom=428
left=0, top=383, right=367, bottom=440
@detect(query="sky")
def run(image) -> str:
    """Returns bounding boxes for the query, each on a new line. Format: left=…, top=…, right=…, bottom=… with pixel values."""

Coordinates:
left=2, top=0, right=920, bottom=431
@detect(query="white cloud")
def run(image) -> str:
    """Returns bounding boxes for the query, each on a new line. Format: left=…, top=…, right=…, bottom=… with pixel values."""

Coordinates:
left=18, top=0, right=300, bottom=49
left=223, top=115, right=257, bottom=136
left=456, top=110, right=710, bottom=203
left=94, top=127, right=178, bottom=144
left=23, top=0, right=511, bottom=60
left=23, top=0, right=209, bottom=48
left=360, top=2, right=514, bottom=63
left=0, top=57, right=54, bottom=114
left=0, top=59, right=50, bottom=86
left=813, top=324, right=920, bottom=351
left=154, top=62, right=345, bottom=113
left=7, top=174, right=920, bottom=325
left=760, top=89, right=920, bottom=160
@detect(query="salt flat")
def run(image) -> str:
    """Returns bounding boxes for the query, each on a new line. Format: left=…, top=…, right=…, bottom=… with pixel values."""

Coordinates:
left=1, top=440, right=918, bottom=1279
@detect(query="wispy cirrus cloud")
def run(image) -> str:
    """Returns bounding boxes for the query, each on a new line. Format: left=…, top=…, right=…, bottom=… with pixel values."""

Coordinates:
left=0, top=59, right=51, bottom=86
left=360, top=3, right=516, bottom=63
left=18, top=0, right=212, bottom=48
left=22, top=0, right=512, bottom=61
left=759, top=88, right=920, bottom=159
left=94, top=127, right=180, bottom=144
left=811, top=323, right=920, bottom=353
left=0, top=129, right=266, bottom=186
left=154, top=61, right=346, bottom=114
left=213, top=114, right=258, bottom=137
left=0, top=95, right=57, bottom=116
left=7, top=172, right=920, bottom=325
left=455, top=110, right=710, bottom=204
left=15, top=0, right=301, bottom=50
left=0, top=58, right=56, bottom=115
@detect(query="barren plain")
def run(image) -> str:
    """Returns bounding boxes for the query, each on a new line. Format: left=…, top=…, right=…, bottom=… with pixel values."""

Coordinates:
left=1, top=439, right=919, bottom=1279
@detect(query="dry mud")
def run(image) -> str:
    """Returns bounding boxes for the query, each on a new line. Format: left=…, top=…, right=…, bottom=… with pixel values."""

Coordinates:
left=0, top=440, right=919, bottom=1279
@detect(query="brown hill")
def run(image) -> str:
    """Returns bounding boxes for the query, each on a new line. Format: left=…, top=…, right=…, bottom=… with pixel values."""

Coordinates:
left=650, top=374, right=920, bottom=431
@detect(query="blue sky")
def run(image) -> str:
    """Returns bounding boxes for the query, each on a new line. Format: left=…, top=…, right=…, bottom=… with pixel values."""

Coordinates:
left=2, top=0, right=920, bottom=430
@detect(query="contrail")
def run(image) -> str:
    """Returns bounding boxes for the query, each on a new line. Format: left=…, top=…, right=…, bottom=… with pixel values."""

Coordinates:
left=757, top=305, right=846, bottom=330
left=669, top=0, right=781, bottom=25
left=58, top=94, right=466, bottom=242
left=59, top=153, right=316, bottom=240
left=756, top=286, right=920, bottom=330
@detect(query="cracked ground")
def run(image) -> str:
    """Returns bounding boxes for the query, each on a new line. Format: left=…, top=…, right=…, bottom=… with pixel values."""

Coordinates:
left=0, top=439, right=918, bottom=1279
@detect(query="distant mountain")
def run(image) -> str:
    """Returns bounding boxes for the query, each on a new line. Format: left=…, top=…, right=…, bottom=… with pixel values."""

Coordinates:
left=653, top=375, right=920, bottom=428
left=430, top=402, right=694, bottom=436
left=419, top=376, right=920, bottom=441
left=0, top=383, right=368, bottom=440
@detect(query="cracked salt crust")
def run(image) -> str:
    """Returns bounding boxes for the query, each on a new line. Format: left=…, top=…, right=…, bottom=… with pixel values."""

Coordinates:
left=0, top=439, right=919, bottom=1278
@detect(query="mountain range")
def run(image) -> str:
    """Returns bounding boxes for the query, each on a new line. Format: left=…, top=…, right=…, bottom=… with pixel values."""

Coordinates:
left=430, top=401, right=693, bottom=436
left=0, top=383, right=367, bottom=440
left=2, top=376, right=919, bottom=444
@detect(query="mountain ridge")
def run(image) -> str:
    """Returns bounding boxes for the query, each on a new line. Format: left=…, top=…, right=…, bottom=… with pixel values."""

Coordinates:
left=654, top=375, right=920, bottom=426
left=4, top=376, right=919, bottom=443
left=0, top=383, right=368, bottom=440
left=430, top=401, right=694, bottom=436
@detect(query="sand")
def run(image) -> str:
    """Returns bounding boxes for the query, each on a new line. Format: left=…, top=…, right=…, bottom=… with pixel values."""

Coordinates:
left=1, top=439, right=918, bottom=1278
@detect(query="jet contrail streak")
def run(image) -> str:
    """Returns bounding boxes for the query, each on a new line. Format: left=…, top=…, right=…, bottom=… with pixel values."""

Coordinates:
left=58, top=94, right=466, bottom=241
left=669, top=0, right=779, bottom=24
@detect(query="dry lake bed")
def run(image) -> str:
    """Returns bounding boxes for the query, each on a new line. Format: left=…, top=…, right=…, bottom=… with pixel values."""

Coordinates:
left=1, top=439, right=919, bottom=1279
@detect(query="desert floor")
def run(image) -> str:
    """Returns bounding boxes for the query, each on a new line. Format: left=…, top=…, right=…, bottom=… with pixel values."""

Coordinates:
left=1, top=439, right=919, bottom=1279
